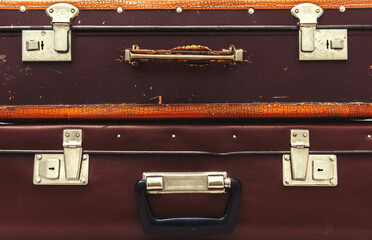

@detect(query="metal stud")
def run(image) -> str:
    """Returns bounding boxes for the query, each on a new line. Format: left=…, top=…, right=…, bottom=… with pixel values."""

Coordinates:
left=117, top=7, right=123, bottom=13
left=248, top=8, right=255, bottom=14
left=36, top=154, right=43, bottom=160
left=20, top=6, right=26, bottom=13
left=35, top=177, right=42, bottom=183
left=80, top=177, right=87, bottom=184
left=339, top=6, right=346, bottom=13
left=176, top=7, right=182, bottom=13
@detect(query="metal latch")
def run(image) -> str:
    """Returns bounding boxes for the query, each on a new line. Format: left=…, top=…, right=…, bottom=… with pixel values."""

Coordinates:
left=282, top=129, right=337, bottom=187
left=33, top=129, right=89, bottom=185
left=22, top=3, right=79, bottom=62
left=291, top=3, right=348, bottom=61
left=143, top=172, right=231, bottom=194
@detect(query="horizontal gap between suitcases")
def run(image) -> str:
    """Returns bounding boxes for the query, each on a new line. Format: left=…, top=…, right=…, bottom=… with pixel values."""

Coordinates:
left=0, top=150, right=372, bottom=155
left=0, top=25, right=372, bottom=32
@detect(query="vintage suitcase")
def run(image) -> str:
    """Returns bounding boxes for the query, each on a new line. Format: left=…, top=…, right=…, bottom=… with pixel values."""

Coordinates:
left=1, top=1, right=372, bottom=120
left=0, top=122, right=371, bottom=239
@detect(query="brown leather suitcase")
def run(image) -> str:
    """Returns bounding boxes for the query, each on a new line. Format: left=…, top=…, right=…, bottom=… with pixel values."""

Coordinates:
left=1, top=1, right=372, bottom=120
left=0, top=122, right=371, bottom=239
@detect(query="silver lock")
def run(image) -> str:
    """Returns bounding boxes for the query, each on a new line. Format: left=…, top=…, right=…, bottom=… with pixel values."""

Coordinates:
left=283, top=129, right=338, bottom=187
left=291, top=3, right=348, bottom=61
left=33, top=129, right=89, bottom=185
left=22, top=3, right=79, bottom=62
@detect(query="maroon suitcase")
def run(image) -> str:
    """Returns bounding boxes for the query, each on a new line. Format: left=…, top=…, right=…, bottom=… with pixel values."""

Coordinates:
left=0, top=122, right=371, bottom=239
left=0, top=1, right=372, bottom=107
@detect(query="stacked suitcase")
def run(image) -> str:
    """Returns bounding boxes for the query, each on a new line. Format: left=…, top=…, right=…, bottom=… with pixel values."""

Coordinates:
left=1, top=0, right=372, bottom=239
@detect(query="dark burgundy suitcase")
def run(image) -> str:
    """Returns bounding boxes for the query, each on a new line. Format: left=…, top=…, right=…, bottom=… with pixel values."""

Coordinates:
left=0, top=123, right=371, bottom=239
left=0, top=0, right=372, bottom=110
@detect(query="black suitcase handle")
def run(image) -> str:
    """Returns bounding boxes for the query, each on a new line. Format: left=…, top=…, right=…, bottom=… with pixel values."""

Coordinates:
left=134, top=178, right=242, bottom=236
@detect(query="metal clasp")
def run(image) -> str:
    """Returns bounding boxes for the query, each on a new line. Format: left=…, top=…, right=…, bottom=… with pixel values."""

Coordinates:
left=291, top=3, right=348, bottom=61
left=143, top=172, right=231, bottom=194
left=22, top=3, right=79, bottom=62
left=283, top=129, right=338, bottom=187
left=33, top=129, right=89, bottom=185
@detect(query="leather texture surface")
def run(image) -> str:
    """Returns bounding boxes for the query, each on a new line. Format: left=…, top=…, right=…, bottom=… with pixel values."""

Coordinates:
left=0, top=123, right=372, bottom=239
left=2, top=103, right=372, bottom=120
left=1, top=0, right=372, bottom=9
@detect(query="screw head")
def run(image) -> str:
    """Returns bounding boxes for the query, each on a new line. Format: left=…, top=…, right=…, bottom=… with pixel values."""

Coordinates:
left=295, top=9, right=299, bottom=13
left=75, top=133, right=80, bottom=137
left=49, top=8, right=54, bottom=13
left=329, top=155, right=336, bottom=161
left=233, top=135, right=237, bottom=139
left=172, top=134, right=176, bottom=138
left=284, top=155, right=290, bottom=161
left=71, top=8, right=75, bottom=13
left=83, top=154, right=88, bottom=161
left=330, top=178, right=336, bottom=185
left=316, top=9, right=321, bottom=13
left=339, top=6, right=346, bottom=13
left=303, top=133, right=307, bottom=137
left=35, top=177, right=42, bottom=183
left=80, top=177, right=87, bottom=184
left=20, top=6, right=26, bottom=13
left=36, top=154, right=43, bottom=160
left=284, top=178, right=291, bottom=185
left=248, top=8, right=255, bottom=15
left=117, top=134, right=121, bottom=138
left=293, top=133, right=297, bottom=137
left=176, top=7, right=182, bottom=13
left=117, top=7, right=123, bottom=13
left=65, top=133, right=70, bottom=137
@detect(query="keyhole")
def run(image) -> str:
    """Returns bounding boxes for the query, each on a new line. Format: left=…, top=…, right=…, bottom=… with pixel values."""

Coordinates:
left=326, top=40, right=329, bottom=49
left=41, top=41, right=44, bottom=50
left=317, top=168, right=324, bottom=172
left=49, top=167, right=55, bottom=171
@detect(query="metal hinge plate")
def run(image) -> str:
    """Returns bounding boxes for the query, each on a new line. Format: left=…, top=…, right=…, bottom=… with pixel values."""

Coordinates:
left=33, top=129, right=89, bottom=185
left=283, top=129, right=338, bottom=187
left=291, top=3, right=348, bottom=61
left=143, top=172, right=231, bottom=194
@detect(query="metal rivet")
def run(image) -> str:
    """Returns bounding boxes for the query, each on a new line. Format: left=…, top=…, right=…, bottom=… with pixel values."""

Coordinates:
left=284, top=155, right=290, bottom=161
left=248, top=8, right=254, bottom=14
left=35, top=177, right=42, bottom=183
left=330, top=178, right=336, bottom=185
left=368, top=135, right=371, bottom=139
left=71, top=9, right=75, bottom=13
left=303, top=133, right=307, bottom=137
left=20, top=6, right=26, bottom=13
left=80, top=177, right=87, bottom=184
left=49, top=8, right=54, bottom=13
left=295, top=9, right=299, bottom=13
left=233, top=135, right=237, bottom=139
left=65, top=133, right=70, bottom=137
left=176, top=7, right=182, bottom=13
left=83, top=154, right=88, bottom=161
left=293, top=133, right=297, bottom=137
left=36, top=154, right=43, bottom=160
left=285, top=178, right=291, bottom=184
left=329, top=155, right=336, bottom=161
left=117, top=7, right=123, bottom=13
left=117, top=134, right=121, bottom=138
left=75, top=133, right=80, bottom=137
left=316, top=9, right=321, bottom=13
left=339, top=6, right=346, bottom=13
left=172, top=134, right=176, bottom=138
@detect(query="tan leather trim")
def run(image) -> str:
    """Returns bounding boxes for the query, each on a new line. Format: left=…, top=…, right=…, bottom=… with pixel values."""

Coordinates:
left=1, top=0, right=372, bottom=10
left=1, top=103, right=372, bottom=120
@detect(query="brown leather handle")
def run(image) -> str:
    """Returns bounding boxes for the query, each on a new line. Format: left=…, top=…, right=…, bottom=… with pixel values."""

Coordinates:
left=124, top=45, right=244, bottom=66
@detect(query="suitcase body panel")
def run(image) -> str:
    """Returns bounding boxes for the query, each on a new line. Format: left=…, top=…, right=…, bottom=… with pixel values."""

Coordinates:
left=0, top=123, right=372, bottom=239
left=0, top=10, right=372, bottom=105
